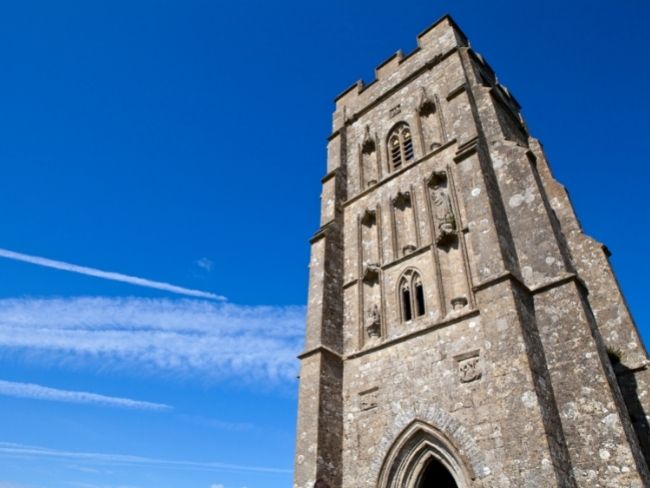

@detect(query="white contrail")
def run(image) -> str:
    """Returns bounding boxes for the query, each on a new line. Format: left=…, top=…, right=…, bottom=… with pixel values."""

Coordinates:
left=0, top=248, right=224, bottom=301
left=0, top=379, right=171, bottom=411
left=0, top=442, right=291, bottom=474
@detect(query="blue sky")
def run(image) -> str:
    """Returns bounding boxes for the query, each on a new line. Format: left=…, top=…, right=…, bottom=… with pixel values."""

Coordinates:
left=0, top=1, right=648, bottom=487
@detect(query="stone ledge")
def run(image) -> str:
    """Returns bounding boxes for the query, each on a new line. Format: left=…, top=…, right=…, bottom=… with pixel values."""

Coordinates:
left=297, top=345, right=343, bottom=361
left=346, top=308, right=479, bottom=360
left=343, top=139, right=457, bottom=208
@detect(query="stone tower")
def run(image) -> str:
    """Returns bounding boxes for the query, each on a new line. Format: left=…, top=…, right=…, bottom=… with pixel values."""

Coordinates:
left=294, top=15, right=650, bottom=488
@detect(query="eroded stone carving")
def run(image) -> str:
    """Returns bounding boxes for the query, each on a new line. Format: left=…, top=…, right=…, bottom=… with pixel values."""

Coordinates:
left=359, top=387, right=379, bottom=411
left=361, top=209, right=376, bottom=226
left=391, top=190, right=411, bottom=209
left=361, top=125, right=376, bottom=154
left=451, top=296, right=468, bottom=311
left=429, top=171, right=457, bottom=247
left=401, top=244, right=416, bottom=255
left=366, top=304, right=382, bottom=339
left=418, top=87, right=436, bottom=116
left=362, top=262, right=380, bottom=283
left=459, top=356, right=481, bottom=383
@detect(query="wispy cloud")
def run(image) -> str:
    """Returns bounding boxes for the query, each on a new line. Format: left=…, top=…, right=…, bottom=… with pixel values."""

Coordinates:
left=196, top=258, right=214, bottom=272
left=0, top=297, right=304, bottom=382
left=67, top=483, right=140, bottom=488
left=0, top=248, right=224, bottom=301
left=0, top=482, right=34, bottom=488
left=178, top=415, right=253, bottom=432
left=0, top=379, right=170, bottom=411
left=0, top=442, right=291, bottom=475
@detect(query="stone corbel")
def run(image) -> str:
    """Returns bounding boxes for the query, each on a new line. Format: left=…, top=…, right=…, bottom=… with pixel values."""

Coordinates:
left=362, top=262, right=381, bottom=283
left=361, top=209, right=376, bottom=226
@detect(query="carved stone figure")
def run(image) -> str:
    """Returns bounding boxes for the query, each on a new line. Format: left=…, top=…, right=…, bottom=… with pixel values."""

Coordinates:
left=366, top=304, right=381, bottom=339
left=431, top=174, right=457, bottom=246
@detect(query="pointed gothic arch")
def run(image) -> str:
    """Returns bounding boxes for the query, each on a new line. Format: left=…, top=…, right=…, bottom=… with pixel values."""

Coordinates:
left=398, top=268, right=426, bottom=322
left=387, top=122, right=414, bottom=171
left=377, top=420, right=472, bottom=488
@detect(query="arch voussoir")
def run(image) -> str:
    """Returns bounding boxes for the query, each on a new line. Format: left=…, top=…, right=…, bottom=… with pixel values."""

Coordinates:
left=373, top=403, right=490, bottom=488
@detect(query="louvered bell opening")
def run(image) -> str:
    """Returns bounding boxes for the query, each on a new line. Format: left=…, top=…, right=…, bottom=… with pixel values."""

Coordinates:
left=390, top=136, right=402, bottom=169
left=403, top=131, right=414, bottom=161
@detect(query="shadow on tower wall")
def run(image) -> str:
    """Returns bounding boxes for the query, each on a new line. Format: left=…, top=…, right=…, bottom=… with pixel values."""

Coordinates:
left=610, top=353, right=650, bottom=466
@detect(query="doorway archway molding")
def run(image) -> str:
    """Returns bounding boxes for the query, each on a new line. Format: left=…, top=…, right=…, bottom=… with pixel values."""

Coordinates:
left=372, top=403, right=490, bottom=487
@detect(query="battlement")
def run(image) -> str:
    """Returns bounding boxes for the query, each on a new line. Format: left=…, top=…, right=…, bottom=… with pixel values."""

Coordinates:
left=333, top=15, right=469, bottom=113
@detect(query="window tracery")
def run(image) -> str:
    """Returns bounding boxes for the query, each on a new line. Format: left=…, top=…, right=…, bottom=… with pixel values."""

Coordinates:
left=388, top=122, right=414, bottom=171
left=399, top=269, right=425, bottom=322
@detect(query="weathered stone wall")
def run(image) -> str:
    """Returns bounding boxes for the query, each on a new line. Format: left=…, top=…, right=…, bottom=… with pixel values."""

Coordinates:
left=295, top=14, right=650, bottom=488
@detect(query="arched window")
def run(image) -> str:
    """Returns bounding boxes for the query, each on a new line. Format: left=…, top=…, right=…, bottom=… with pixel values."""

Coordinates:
left=399, top=269, right=425, bottom=322
left=388, top=123, right=414, bottom=171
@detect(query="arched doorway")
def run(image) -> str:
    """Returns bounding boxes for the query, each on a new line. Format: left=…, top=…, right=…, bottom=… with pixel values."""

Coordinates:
left=377, top=420, right=472, bottom=488
left=417, top=457, right=458, bottom=488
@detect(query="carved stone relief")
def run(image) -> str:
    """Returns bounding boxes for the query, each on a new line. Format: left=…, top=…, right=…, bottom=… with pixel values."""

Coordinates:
left=455, top=352, right=482, bottom=383
left=359, top=206, right=383, bottom=349
left=429, top=171, right=457, bottom=247
left=359, top=387, right=379, bottom=411
left=365, top=304, right=382, bottom=339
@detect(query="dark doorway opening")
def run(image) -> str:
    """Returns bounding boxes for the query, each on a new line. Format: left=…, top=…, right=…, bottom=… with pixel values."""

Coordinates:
left=418, top=458, right=458, bottom=488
